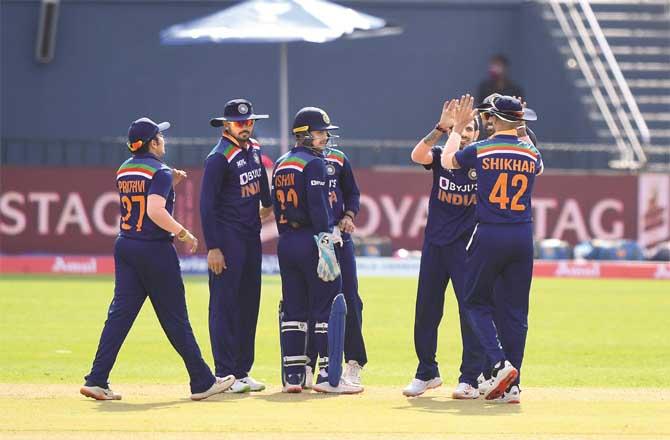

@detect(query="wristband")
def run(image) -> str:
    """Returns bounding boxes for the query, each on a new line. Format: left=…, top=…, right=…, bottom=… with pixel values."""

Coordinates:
left=176, top=228, right=189, bottom=241
left=343, top=212, right=355, bottom=221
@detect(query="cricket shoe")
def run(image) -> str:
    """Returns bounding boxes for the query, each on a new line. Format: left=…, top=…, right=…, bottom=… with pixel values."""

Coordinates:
left=478, top=378, right=493, bottom=396
left=282, top=373, right=304, bottom=393
left=303, top=365, right=314, bottom=390
left=451, top=382, right=479, bottom=399
left=80, top=385, right=122, bottom=401
left=223, top=378, right=251, bottom=394
left=313, top=378, right=363, bottom=394
left=402, top=377, right=443, bottom=397
left=484, top=360, right=518, bottom=401
left=342, top=360, right=363, bottom=386
left=477, top=373, right=491, bottom=395
left=490, top=385, right=521, bottom=404
left=191, top=375, right=235, bottom=401
left=239, top=376, right=266, bottom=392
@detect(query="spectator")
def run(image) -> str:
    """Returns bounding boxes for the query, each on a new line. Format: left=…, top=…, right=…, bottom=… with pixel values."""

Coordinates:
left=477, top=55, right=524, bottom=104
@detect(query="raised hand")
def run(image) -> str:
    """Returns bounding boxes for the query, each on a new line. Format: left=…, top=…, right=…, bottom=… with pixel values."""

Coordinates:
left=512, top=96, right=527, bottom=108
left=453, top=94, right=476, bottom=132
left=438, top=99, right=458, bottom=130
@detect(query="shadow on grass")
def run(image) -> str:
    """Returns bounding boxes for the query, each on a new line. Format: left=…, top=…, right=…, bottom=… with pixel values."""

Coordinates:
left=90, top=399, right=188, bottom=412
left=254, top=391, right=340, bottom=403
left=396, top=395, right=522, bottom=415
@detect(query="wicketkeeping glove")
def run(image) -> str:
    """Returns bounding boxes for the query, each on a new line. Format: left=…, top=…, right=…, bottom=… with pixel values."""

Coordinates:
left=314, top=232, right=341, bottom=282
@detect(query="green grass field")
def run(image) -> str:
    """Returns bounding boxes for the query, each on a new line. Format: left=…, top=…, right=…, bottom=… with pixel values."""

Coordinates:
left=1, top=275, right=669, bottom=439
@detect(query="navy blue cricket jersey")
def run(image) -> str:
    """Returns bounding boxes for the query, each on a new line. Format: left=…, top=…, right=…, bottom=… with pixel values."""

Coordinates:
left=271, top=147, right=331, bottom=235
left=455, top=133, right=543, bottom=224
left=323, top=147, right=360, bottom=240
left=423, top=146, right=477, bottom=245
left=116, top=153, right=174, bottom=241
left=200, top=135, right=272, bottom=250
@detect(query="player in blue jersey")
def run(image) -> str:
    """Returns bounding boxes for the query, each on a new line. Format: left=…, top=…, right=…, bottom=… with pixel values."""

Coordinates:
left=403, top=98, right=485, bottom=399
left=272, top=107, right=362, bottom=394
left=441, top=95, right=543, bottom=404
left=201, top=99, right=273, bottom=393
left=475, top=93, right=539, bottom=398
left=301, top=122, right=366, bottom=388
left=81, top=118, right=234, bottom=401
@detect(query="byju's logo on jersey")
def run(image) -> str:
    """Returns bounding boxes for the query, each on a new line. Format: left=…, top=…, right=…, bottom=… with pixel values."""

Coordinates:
left=439, top=176, right=477, bottom=193
left=236, top=159, right=247, bottom=168
left=468, top=168, right=477, bottom=180
left=326, top=163, right=336, bottom=176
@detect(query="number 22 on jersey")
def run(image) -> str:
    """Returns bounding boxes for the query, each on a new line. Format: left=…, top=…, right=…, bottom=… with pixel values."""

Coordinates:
left=275, top=188, right=298, bottom=224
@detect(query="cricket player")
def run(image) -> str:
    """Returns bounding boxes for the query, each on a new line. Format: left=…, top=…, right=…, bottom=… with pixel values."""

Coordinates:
left=475, top=93, right=539, bottom=397
left=303, top=132, right=366, bottom=388
left=403, top=98, right=485, bottom=399
left=81, top=117, right=234, bottom=401
left=441, top=95, right=543, bottom=404
left=201, top=99, right=273, bottom=393
left=272, top=107, right=362, bottom=394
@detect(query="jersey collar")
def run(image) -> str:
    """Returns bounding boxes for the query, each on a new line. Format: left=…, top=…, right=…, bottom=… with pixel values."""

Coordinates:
left=490, top=129, right=518, bottom=139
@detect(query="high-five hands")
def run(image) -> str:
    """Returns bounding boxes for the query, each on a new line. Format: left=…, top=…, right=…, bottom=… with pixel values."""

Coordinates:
left=437, top=99, right=458, bottom=131
left=453, top=94, right=477, bottom=133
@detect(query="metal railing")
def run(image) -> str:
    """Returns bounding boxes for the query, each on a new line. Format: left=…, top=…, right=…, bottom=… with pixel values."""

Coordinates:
left=546, top=0, right=649, bottom=169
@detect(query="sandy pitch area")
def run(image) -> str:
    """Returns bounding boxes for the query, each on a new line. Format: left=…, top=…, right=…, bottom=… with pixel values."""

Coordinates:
left=1, top=384, right=669, bottom=439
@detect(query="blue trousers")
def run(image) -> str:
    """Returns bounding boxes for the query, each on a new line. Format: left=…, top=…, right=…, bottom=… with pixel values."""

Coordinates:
left=340, top=239, right=367, bottom=366
left=278, top=229, right=342, bottom=376
left=307, top=238, right=367, bottom=368
left=414, top=235, right=485, bottom=386
left=208, top=228, right=262, bottom=378
left=85, top=237, right=215, bottom=394
left=464, top=223, right=534, bottom=386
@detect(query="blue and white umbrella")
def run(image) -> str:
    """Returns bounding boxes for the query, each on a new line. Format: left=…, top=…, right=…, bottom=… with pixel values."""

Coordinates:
left=161, top=0, right=401, bottom=152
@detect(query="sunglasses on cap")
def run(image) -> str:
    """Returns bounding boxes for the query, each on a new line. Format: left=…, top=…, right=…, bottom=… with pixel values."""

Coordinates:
left=232, top=120, right=254, bottom=128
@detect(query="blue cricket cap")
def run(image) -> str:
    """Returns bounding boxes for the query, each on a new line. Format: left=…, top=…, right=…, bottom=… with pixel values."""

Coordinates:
left=210, top=99, right=269, bottom=126
left=127, top=117, right=170, bottom=151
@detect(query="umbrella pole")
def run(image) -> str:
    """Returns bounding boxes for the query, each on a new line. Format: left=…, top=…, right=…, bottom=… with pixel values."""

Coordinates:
left=279, top=42, right=289, bottom=154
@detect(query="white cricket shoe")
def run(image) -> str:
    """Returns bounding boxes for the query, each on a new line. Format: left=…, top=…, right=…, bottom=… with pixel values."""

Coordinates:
left=303, top=365, right=314, bottom=390
left=190, top=375, right=235, bottom=401
left=223, top=378, right=251, bottom=394
left=402, top=377, right=442, bottom=397
left=239, top=376, right=266, bottom=392
left=342, top=360, right=363, bottom=386
left=478, top=376, right=493, bottom=396
left=80, top=385, right=122, bottom=401
left=484, top=360, right=518, bottom=401
left=490, top=385, right=521, bottom=404
left=451, top=382, right=479, bottom=399
left=313, top=379, right=363, bottom=394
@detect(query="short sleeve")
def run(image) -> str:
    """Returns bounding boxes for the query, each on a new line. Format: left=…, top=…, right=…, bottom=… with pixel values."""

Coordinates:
left=423, top=146, right=442, bottom=171
left=454, top=145, right=477, bottom=169
left=149, top=168, right=173, bottom=198
left=536, top=151, right=544, bottom=176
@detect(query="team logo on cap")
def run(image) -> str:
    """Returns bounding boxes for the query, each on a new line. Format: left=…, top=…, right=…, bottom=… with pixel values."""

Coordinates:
left=322, top=112, right=331, bottom=125
left=468, top=168, right=477, bottom=180
left=326, top=164, right=336, bottom=176
left=238, top=103, right=249, bottom=115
